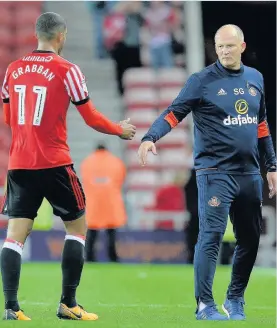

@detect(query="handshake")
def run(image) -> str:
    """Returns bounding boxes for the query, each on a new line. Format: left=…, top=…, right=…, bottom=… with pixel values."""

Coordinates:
left=118, top=118, right=136, bottom=140
left=118, top=118, right=157, bottom=167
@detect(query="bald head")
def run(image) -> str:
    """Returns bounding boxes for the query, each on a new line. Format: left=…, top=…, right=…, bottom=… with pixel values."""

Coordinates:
left=215, top=24, right=244, bottom=43
left=214, top=24, right=246, bottom=70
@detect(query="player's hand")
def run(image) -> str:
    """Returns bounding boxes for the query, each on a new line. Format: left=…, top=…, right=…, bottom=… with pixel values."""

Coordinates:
left=138, top=141, right=157, bottom=166
left=119, top=118, right=136, bottom=140
left=266, top=171, right=277, bottom=199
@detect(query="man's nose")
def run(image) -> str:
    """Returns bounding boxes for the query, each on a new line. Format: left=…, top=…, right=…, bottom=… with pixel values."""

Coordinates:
left=222, top=47, right=229, bottom=53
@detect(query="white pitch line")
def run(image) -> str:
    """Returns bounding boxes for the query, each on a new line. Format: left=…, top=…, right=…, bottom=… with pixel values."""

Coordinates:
left=20, top=301, right=276, bottom=311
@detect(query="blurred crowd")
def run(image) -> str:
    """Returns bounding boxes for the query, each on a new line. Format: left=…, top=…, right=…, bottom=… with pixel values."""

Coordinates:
left=86, top=1, right=185, bottom=94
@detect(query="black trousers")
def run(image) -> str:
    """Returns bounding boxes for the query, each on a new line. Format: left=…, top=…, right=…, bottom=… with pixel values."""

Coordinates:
left=85, top=229, right=118, bottom=262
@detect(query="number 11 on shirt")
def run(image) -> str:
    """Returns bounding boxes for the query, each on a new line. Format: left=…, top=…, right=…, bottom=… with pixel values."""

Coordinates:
left=14, top=85, right=47, bottom=126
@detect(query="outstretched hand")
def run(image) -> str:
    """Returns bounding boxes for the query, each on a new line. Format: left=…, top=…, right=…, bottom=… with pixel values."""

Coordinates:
left=119, top=118, right=136, bottom=140
left=137, top=141, right=157, bottom=166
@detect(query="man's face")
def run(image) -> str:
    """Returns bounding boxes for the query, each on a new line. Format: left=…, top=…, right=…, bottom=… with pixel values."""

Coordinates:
left=215, top=32, right=246, bottom=69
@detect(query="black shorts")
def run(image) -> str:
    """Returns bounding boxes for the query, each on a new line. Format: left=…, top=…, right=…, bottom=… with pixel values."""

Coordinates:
left=0, top=164, right=85, bottom=221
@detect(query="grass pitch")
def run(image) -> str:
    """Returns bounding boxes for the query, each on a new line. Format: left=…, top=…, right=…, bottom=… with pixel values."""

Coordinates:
left=0, top=263, right=276, bottom=327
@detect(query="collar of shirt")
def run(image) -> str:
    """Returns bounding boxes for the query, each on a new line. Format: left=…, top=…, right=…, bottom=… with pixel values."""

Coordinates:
left=32, top=50, right=55, bottom=54
left=215, top=59, right=244, bottom=77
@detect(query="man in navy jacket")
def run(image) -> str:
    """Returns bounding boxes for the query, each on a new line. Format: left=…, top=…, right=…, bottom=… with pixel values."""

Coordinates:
left=138, top=24, right=276, bottom=321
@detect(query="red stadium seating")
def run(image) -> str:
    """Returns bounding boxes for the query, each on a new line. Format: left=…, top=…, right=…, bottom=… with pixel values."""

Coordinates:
left=0, top=7, right=13, bottom=27
left=0, top=2, right=43, bottom=190
left=0, top=26, right=13, bottom=47
left=158, top=87, right=181, bottom=110
left=124, top=88, right=158, bottom=110
left=123, top=68, right=156, bottom=89
left=123, top=67, right=192, bottom=220
left=0, top=2, right=13, bottom=10
left=156, top=68, right=187, bottom=88
left=12, top=1, right=43, bottom=10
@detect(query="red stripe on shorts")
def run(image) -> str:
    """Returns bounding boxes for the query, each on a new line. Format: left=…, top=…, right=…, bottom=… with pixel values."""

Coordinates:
left=65, top=167, right=85, bottom=210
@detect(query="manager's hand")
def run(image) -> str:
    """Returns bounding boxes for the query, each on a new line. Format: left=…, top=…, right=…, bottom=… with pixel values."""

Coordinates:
left=138, top=141, right=157, bottom=166
left=267, top=171, right=277, bottom=199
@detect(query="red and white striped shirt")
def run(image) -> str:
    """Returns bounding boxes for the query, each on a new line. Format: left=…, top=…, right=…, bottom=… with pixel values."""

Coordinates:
left=1, top=50, right=89, bottom=169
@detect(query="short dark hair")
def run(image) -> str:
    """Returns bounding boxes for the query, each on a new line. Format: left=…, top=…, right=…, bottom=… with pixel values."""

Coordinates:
left=96, top=144, right=106, bottom=151
left=36, top=12, right=66, bottom=41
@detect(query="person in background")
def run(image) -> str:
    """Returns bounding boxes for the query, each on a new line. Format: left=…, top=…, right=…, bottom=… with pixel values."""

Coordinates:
left=81, top=144, right=127, bottom=262
left=104, top=1, right=143, bottom=95
left=143, top=1, right=175, bottom=69
left=145, top=171, right=187, bottom=230
left=86, top=1, right=116, bottom=59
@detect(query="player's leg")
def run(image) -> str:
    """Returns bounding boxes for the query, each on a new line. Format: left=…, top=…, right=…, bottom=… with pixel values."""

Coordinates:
left=44, top=165, right=98, bottom=320
left=107, top=229, right=118, bottom=262
left=223, top=174, right=263, bottom=320
left=1, top=170, right=43, bottom=320
left=85, top=229, right=98, bottom=262
left=194, top=173, right=238, bottom=320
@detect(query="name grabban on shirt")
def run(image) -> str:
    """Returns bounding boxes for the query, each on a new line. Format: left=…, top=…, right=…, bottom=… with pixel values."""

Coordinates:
left=11, top=56, right=55, bottom=81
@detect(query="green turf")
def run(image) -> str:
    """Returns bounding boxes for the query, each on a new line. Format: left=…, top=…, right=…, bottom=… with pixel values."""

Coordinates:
left=0, top=263, right=276, bottom=327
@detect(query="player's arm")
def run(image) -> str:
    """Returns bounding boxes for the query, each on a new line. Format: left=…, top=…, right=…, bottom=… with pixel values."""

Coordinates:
left=64, top=65, right=134, bottom=139
left=76, top=100, right=123, bottom=136
left=1, top=66, right=10, bottom=125
left=257, top=85, right=276, bottom=173
left=141, top=74, right=202, bottom=143
left=258, top=80, right=276, bottom=198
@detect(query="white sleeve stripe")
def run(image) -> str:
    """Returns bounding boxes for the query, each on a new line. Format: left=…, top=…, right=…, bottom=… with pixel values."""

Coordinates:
left=1, top=68, right=9, bottom=98
left=1, top=87, right=9, bottom=98
left=66, top=71, right=80, bottom=102
left=74, top=65, right=84, bottom=81
left=63, top=79, right=71, bottom=98
left=70, top=67, right=85, bottom=99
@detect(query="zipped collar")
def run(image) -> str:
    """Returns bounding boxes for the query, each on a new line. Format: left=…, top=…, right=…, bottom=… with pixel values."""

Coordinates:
left=215, top=59, right=244, bottom=76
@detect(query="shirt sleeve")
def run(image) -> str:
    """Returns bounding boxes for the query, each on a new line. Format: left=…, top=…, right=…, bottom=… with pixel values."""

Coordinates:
left=64, top=64, right=89, bottom=105
left=142, top=74, right=202, bottom=143
left=258, top=78, right=276, bottom=172
left=1, top=66, right=10, bottom=103
left=258, top=82, right=270, bottom=137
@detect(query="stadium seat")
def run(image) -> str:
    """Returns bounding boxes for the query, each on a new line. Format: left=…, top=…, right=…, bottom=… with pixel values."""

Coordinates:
left=0, top=7, right=13, bottom=27
left=15, top=26, right=37, bottom=48
left=0, top=171, right=6, bottom=187
left=13, top=1, right=43, bottom=10
left=124, top=88, right=158, bottom=110
left=158, top=87, right=181, bottom=110
left=126, top=148, right=160, bottom=168
left=0, top=150, right=9, bottom=168
left=127, top=170, right=161, bottom=189
left=125, top=109, right=157, bottom=127
left=0, top=48, right=13, bottom=68
left=159, top=148, right=192, bottom=167
left=0, top=2, right=13, bottom=10
left=123, top=68, right=156, bottom=89
left=14, top=8, right=41, bottom=28
left=0, top=26, right=13, bottom=47
left=157, top=68, right=187, bottom=88
left=157, top=128, right=188, bottom=148
left=126, top=127, right=151, bottom=149
left=126, top=189, right=156, bottom=209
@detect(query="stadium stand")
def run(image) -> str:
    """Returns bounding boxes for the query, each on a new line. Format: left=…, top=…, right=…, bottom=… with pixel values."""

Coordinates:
left=0, top=1, right=43, bottom=209
left=123, top=66, right=192, bottom=229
